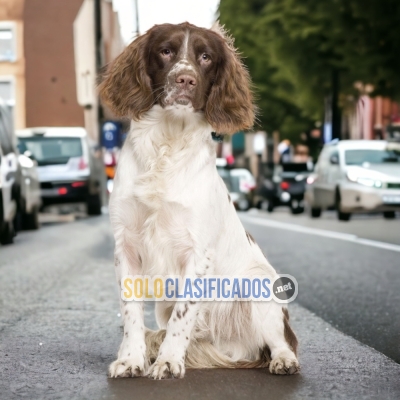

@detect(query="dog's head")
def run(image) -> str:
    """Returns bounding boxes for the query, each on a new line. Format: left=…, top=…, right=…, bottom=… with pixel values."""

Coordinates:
left=99, top=22, right=254, bottom=134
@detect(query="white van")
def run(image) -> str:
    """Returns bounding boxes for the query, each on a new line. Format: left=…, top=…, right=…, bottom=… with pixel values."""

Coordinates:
left=17, top=127, right=105, bottom=215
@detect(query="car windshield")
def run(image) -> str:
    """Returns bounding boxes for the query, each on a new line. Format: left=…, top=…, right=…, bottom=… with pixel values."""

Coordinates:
left=18, top=137, right=83, bottom=166
left=217, top=167, right=232, bottom=191
left=344, top=149, right=400, bottom=165
left=217, top=167, right=241, bottom=192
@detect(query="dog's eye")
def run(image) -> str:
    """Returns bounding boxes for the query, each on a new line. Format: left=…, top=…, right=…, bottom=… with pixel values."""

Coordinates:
left=161, top=49, right=172, bottom=57
left=201, top=53, right=211, bottom=62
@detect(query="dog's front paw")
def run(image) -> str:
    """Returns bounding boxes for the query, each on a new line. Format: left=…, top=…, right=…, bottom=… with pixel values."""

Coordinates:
left=269, top=355, right=300, bottom=375
left=148, top=357, right=185, bottom=379
left=109, top=356, right=145, bottom=378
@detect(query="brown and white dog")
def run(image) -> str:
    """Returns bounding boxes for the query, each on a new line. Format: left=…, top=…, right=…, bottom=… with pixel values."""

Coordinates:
left=100, top=22, right=299, bottom=379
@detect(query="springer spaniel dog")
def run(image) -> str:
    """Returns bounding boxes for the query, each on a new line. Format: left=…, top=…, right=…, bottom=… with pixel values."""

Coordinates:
left=100, top=22, right=299, bottom=379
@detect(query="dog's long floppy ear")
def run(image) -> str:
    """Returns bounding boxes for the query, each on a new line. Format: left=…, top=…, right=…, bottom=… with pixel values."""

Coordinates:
left=99, top=33, right=153, bottom=120
left=205, top=23, right=255, bottom=134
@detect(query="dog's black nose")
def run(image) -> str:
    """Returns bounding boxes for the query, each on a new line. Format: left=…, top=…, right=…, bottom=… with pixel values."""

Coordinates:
left=176, top=74, right=197, bottom=87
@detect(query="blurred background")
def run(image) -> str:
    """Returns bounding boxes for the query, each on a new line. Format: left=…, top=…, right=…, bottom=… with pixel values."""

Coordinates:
left=1, top=0, right=399, bottom=235
left=1, top=1, right=400, bottom=398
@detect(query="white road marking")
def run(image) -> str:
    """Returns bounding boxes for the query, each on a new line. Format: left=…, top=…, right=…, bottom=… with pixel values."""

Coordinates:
left=240, top=215, right=400, bottom=253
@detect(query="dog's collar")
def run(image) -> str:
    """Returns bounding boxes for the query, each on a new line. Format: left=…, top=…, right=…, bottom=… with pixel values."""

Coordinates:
left=211, top=132, right=224, bottom=142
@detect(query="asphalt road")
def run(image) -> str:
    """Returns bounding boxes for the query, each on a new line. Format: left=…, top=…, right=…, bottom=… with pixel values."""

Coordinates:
left=0, top=211, right=399, bottom=399
left=251, top=208, right=400, bottom=245
left=240, top=209, right=400, bottom=363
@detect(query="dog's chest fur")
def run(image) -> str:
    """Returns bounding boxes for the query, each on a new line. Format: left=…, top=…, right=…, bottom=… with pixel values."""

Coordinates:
left=127, top=107, right=215, bottom=274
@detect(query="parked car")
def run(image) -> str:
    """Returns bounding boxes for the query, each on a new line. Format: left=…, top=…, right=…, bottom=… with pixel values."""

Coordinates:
left=216, top=160, right=254, bottom=211
left=305, top=140, right=400, bottom=221
left=0, top=139, right=17, bottom=244
left=0, top=101, right=19, bottom=244
left=0, top=102, right=42, bottom=244
left=16, top=127, right=105, bottom=215
left=18, top=153, right=41, bottom=229
left=230, top=168, right=256, bottom=208
left=255, top=162, right=313, bottom=214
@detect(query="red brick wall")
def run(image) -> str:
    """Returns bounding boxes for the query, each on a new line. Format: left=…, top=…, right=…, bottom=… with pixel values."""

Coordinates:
left=23, top=0, right=84, bottom=127
left=0, top=0, right=24, bottom=20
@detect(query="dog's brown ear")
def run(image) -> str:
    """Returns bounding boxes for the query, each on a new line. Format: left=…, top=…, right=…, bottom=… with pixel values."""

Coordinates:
left=205, top=27, right=255, bottom=134
left=99, top=34, right=153, bottom=120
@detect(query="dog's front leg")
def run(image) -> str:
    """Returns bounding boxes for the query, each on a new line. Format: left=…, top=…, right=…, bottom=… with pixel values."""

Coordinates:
left=109, top=247, right=146, bottom=378
left=148, top=253, right=204, bottom=379
left=148, top=299, right=200, bottom=379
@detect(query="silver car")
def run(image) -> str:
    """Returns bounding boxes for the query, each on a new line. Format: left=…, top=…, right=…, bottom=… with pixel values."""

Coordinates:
left=16, top=127, right=105, bottom=216
left=18, top=153, right=42, bottom=229
left=1, top=101, right=42, bottom=244
left=305, top=140, right=400, bottom=221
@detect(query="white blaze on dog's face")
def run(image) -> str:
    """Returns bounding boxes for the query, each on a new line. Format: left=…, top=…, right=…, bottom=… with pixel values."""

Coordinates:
left=99, top=22, right=255, bottom=134
left=148, top=27, right=217, bottom=110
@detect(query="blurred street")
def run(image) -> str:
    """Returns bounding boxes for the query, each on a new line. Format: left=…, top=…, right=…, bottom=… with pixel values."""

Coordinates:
left=1, top=0, right=400, bottom=399
left=241, top=209, right=400, bottom=363
left=0, top=211, right=399, bottom=399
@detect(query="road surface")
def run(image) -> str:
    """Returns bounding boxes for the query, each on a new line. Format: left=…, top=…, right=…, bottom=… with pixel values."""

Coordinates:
left=0, top=211, right=399, bottom=399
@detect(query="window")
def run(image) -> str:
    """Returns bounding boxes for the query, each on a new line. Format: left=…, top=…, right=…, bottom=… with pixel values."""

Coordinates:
left=0, top=79, right=15, bottom=123
left=0, top=25, right=15, bottom=62
left=0, top=103, right=15, bottom=155
left=345, top=149, right=400, bottom=165
left=18, top=137, right=83, bottom=166
left=329, top=150, right=340, bottom=165
left=0, top=81, right=14, bottom=106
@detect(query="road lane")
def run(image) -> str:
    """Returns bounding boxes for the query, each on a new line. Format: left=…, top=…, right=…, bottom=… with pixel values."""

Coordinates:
left=1, top=216, right=400, bottom=399
left=240, top=213, right=400, bottom=363
left=243, top=214, right=400, bottom=253
left=250, top=208, right=400, bottom=245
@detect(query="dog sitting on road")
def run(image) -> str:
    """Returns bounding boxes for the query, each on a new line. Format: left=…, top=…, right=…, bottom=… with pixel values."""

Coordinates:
left=99, top=22, right=299, bottom=379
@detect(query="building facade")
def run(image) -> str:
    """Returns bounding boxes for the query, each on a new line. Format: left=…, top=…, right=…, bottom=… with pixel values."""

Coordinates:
left=0, top=0, right=123, bottom=141
left=343, top=96, right=400, bottom=141
left=0, top=0, right=25, bottom=129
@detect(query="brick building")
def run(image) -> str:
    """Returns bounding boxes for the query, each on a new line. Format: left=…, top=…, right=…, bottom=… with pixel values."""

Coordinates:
left=0, top=0, right=123, bottom=141
left=0, top=0, right=25, bottom=128
left=343, top=96, right=400, bottom=141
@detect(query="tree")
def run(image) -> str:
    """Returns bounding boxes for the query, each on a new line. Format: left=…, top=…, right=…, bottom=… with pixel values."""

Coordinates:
left=219, top=0, right=314, bottom=142
left=219, top=0, right=400, bottom=138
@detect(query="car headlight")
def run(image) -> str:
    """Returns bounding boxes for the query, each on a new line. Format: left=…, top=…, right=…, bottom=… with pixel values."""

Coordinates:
left=347, top=171, right=382, bottom=188
left=306, top=175, right=316, bottom=185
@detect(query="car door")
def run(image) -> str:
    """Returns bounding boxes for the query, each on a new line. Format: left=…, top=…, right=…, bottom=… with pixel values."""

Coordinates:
left=313, top=148, right=330, bottom=207
left=0, top=106, right=17, bottom=222
left=325, top=148, right=341, bottom=207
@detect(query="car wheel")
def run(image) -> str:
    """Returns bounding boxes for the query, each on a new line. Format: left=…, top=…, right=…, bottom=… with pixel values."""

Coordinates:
left=291, top=207, right=304, bottom=215
left=335, top=190, right=351, bottom=222
left=257, top=200, right=273, bottom=212
left=13, top=209, right=22, bottom=233
left=238, top=199, right=250, bottom=211
left=383, top=211, right=396, bottom=219
left=310, top=207, right=322, bottom=218
left=290, top=200, right=304, bottom=215
left=0, top=221, right=15, bottom=245
left=87, top=193, right=102, bottom=216
left=23, top=207, right=40, bottom=230
left=13, top=196, right=24, bottom=233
